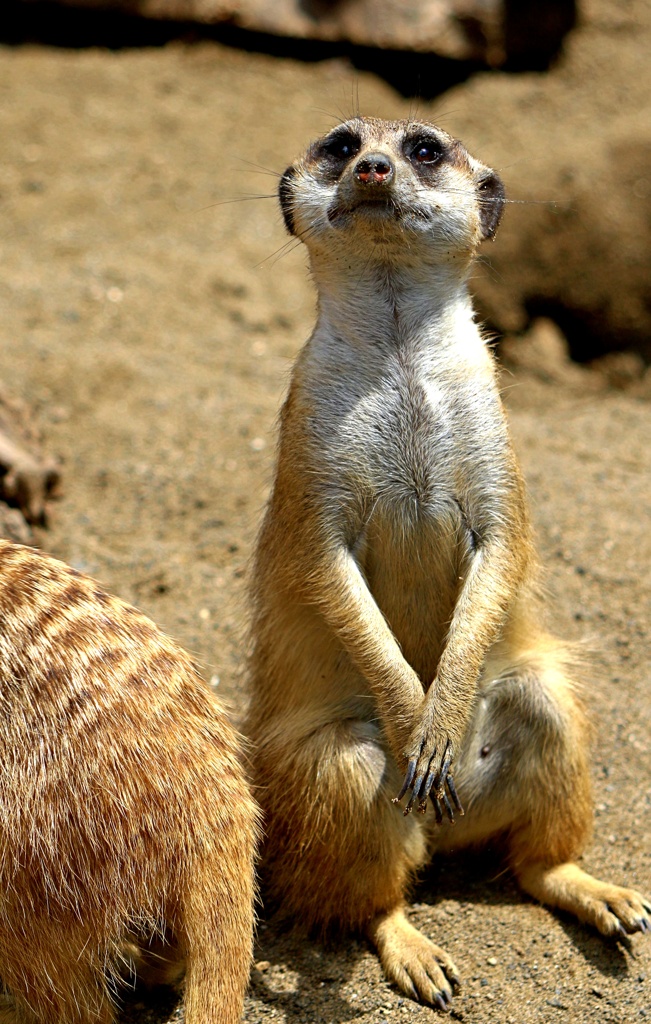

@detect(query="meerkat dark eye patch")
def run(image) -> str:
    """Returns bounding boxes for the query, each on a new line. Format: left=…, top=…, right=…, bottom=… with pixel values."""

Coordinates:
left=405, top=135, right=445, bottom=167
left=320, top=131, right=361, bottom=163
left=476, top=171, right=506, bottom=241
left=278, top=165, right=298, bottom=236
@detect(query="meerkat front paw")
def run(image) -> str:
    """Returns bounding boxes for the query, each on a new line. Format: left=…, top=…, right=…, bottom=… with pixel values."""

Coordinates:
left=393, top=715, right=464, bottom=820
left=368, top=906, right=460, bottom=1011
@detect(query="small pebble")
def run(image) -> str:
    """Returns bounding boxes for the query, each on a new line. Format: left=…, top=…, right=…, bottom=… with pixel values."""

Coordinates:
left=547, top=997, right=568, bottom=1009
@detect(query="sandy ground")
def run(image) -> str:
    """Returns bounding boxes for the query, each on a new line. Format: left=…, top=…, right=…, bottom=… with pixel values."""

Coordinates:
left=0, top=18, right=649, bottom=1024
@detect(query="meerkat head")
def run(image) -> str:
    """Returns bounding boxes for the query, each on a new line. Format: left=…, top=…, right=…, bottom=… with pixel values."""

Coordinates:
left=279, top=117, right=505, bottom=268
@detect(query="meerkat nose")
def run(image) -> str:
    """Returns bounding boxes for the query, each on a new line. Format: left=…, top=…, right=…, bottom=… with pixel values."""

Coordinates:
left=354, top=152, right=394, bottom=186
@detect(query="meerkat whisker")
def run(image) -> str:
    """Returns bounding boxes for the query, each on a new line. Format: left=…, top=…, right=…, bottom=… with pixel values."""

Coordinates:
left=235, top=157, right=284, bottom=178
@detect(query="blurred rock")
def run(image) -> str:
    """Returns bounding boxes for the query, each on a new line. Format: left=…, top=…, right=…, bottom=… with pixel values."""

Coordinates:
left=591, top=350, right=646, bottom=391
left=475, top=139, right=651, bottom=363
left=42, top=0, right=576, bottom=65
left=590, top=351, right=651, bottom=399
left=499, top=319, right=604, bottom=392
left=0, top=387, right=61, bottom=540
left=0, top=506, right=35, bottom=545
left=499, top=321, right=651, bottom=399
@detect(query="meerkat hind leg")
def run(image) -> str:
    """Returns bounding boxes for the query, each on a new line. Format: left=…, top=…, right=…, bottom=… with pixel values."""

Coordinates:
left=502, top=660, right=651, bottom=937
left=444, top=644, right=651, bottom=939
left=258, top=715, right=460, bottom=1007
left=517, top=862, right=651, bottom=937
left=367, top=906, right=460, bottom=1010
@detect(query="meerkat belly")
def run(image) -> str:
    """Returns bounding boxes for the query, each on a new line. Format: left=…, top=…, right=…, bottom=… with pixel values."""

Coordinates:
left=339, top=377, right=471, bottom=683
left=359, top=508, right=465, bottom=684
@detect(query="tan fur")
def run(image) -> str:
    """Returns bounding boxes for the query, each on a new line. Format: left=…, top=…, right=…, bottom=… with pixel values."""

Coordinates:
left=0, top=540, right=259, bottom=1024
left=246, top=117, right=650, bottom=1008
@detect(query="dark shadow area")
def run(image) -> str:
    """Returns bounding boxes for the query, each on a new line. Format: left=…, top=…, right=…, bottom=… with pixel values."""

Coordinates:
left=3, top=1, right=194, bottom=47
left=118, top=979, right=181, bottom=1024
left=524, top=298, right=651, bottom=365
left=502, top=0, right=577, bottom=71
left=417, top=847, right=634, bottom=977
left=416, top=843, right=525, bottom=908
left=249, top=925, right=370, bottom=1023
left=553, top=914, right=636, bottom=978
left=246, top=846, right=636, bottom=1023
left=2, top=0, right=575, bottom=99
left=214, top=27, right=481, bottom=101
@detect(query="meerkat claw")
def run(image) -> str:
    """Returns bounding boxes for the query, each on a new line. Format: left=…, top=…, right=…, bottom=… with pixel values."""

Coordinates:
left=393, top=758, right=417, bottom=804
left=436, top=741, right=454, bottom=789
left=419, top=766, right=438, bottom=804
left=403, top=780, right=422, bottom=815
left=441, top=790, right=455, bottom=823
left=393, top=743, right=465, bottom=823
left=446, top=775, right=464, bottom=816
left=405, top=741, right=464, bottom=823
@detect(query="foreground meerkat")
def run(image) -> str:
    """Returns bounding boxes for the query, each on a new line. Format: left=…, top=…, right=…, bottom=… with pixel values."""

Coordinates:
left=0, top=540, right=258, bottom=1024
left=245, top=117, right=650, bottom=1009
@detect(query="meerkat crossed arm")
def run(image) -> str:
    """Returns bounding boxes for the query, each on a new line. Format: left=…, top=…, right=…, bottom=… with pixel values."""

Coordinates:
left=246, top=117, right=650, bottom=1011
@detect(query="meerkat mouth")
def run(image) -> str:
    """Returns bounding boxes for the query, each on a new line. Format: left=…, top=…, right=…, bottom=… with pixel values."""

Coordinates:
left=327, top=196, right=432, bottom=226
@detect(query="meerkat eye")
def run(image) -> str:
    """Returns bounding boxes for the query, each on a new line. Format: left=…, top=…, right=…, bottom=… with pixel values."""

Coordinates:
left=321, top=133, right=360, bottom=161
left=408, top=138, right=444, bottom=166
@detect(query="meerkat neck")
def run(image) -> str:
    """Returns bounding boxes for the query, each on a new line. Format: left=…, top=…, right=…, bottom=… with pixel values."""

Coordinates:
left=309, top=257, right=478, bottom=355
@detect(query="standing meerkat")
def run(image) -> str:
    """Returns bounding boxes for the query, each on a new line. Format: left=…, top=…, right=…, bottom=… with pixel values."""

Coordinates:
left=245, top=116, right=651, bottom=1010
left=0, top=540, right=258, bottom=1024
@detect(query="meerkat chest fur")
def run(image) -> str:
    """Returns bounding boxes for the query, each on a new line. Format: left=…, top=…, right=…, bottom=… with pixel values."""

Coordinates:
left=292, top=282, right=513, bottom=673
left=303, top=285, right=508, bottom=537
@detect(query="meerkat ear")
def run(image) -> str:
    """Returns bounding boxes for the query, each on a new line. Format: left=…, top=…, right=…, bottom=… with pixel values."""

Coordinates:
left=278, top=165, right=298, bottom=236
left=476, top=170, right=506, bottom=241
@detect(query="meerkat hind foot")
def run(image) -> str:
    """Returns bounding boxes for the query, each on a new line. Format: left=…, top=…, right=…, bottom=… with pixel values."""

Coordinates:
left=519, top=862, right=651, bottom=937
left=367, top=907, right=460, bottom=1011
